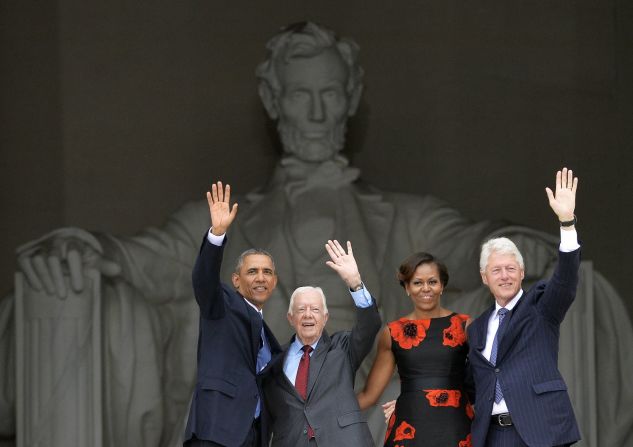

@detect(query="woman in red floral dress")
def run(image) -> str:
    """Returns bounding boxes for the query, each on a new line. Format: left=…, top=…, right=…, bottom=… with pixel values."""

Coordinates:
left=357, top=252, right=473, bottom=447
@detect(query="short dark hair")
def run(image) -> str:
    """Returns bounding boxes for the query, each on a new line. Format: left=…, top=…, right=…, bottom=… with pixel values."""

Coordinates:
left=397, top=252, right=449, bottom=288
left=234, top=248, right=275, bottom=274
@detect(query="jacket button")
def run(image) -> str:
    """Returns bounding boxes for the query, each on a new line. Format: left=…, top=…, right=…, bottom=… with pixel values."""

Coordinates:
left=494, top=368, right=500, bottom=373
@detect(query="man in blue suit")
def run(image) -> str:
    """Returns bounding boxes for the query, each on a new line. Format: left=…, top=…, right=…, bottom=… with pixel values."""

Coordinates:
left=183, top=181, right=282, bottom=446
left=467, top=167, right=581, bottom=447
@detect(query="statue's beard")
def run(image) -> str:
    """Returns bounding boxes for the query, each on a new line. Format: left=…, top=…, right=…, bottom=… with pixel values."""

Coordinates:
left=277, top=120, right=347, bottom=163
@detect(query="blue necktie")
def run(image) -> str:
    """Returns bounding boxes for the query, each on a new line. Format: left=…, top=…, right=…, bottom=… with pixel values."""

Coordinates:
left=490, top=308, right=509, bottom=404
left=254, top=313, right=271, bottom=417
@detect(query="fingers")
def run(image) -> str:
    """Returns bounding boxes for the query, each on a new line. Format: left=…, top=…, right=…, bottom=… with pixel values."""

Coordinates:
left=32, top=255, right=55, bottom=295
left=97, top=258, right=122, bottom=277
left=217, top=181, right=224, bottom=202
left=555, top=167, right=576, bottom=190
left=545, top=187, right=555, bottom=203
left=324, top=242, right=338, bottom=262
left=225, top=184, right=231, bottom=205
left=18, top=255, right=43, bottom=291
left=346, top=240, right=353, bottom=256
left=47, top=256, right=67, bottom=298
left=229, top=203, right=238, bottom=220
left=67, top=249, right=84, bottom=292
left=209, top=182, right=232, bottom=203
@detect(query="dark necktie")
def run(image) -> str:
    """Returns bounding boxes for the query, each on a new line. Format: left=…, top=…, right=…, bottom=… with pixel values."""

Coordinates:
left=490, top=308, right=509, bottom=404
left=254, top=313, right=271, bottom=418
left=295, top=345, right=314, bottom=438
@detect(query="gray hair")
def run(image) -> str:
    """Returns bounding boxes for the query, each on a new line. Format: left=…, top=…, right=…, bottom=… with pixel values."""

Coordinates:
left=255, top=21, right=364, bottom=97
left=234, top=248, right=275, bottom=273
left=288, top=286, right=329, bottom=316
left=479, top=237, right=524, bottom=271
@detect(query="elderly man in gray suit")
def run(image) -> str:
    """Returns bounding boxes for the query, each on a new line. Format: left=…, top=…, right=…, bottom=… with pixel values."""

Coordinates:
left=262, top=240, right=381, bottom=447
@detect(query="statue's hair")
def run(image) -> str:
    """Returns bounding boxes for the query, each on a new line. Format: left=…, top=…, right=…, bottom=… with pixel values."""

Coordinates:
left=479, top=237, right=524, bottom=271
left=255, top=21, right=364, bottom=96
left=234, top=248, right=275, bottom=273
left=288, top=286, right=329, bottom=316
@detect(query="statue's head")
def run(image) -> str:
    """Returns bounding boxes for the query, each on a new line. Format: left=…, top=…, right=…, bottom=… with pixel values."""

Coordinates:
left=256, top=22, right=364, bottom=162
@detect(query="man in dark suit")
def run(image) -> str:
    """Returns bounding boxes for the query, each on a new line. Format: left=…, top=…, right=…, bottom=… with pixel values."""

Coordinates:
left=467, top=167, right=582, bottom=447
left=263, top=239, right=381, bottom=446
left=183, top=181, right=282, bottom=446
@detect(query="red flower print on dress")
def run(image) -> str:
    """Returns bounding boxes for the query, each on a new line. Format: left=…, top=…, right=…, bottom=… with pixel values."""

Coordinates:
left=388, top=318, right=431, bottom=349
left=459, top=433, right=472, bottom=447
left=465, top=401, right=474, bottom=420
left=384, top=411, right=396, bottom=443
left=443, top=314, right=469, bottom=348
left=393, top=420, right=416, bottom=441
left=423, top=389, right=461, bottom=407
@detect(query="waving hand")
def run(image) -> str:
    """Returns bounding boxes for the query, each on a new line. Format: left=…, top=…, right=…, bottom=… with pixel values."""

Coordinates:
left=207, top=181, right=238, bottom=236
left=545, top=167, right=578, bottom=223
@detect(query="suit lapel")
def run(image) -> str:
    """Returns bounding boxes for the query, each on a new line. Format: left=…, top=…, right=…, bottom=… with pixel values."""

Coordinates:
left=471, top=305, right=494, bottom=363
left=274, top=342, right=305, bottom=400
left=243, top=297, right=263, bottom=370
left=495, top=294, right=527, bottom=365
left=306, top=331, right=331, bottom=400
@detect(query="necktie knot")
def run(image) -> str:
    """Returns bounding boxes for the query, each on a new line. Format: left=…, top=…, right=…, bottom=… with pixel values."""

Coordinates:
left=301, top=345, right=314, bottom=355
left=498, top=308, right=509, bottom=321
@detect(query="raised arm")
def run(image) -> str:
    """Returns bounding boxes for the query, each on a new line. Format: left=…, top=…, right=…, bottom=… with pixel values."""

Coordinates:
left=193, top=181, right=239, bottom=319
left=357, top=327, right=396, bottom=410
left=325, top=239, right=381, bottom=370
left=539, top=168, right=581, bottom=322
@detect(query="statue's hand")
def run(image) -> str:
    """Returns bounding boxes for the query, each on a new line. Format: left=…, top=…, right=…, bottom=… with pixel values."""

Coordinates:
left=16, top=227, right=121, bottom=298
left=325, top=240, right=362, bottom=289
left=545, top=167, right=578, bottom=223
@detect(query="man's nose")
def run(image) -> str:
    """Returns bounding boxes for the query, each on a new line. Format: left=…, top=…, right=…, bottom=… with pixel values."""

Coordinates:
left=309, top=94, right=325, bottom=122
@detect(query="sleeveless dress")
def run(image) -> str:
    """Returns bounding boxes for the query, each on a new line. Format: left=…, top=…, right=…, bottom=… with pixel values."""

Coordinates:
left=383, top=313, right=472, bottom=447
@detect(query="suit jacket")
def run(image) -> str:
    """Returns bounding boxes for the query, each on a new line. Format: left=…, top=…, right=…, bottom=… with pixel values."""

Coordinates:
left=183, top=236, right=282, bottom=446
left=467, top=248, right=582, bottom=447
left=262, top=300, right=381, bottom=447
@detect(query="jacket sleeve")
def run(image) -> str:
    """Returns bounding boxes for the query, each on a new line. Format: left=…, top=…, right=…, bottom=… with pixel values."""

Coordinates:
left=192, top=234, right=228, bottom=320
left=536, top=248, right=581, bottom=325
left=346, top=297, right=382, bottom=373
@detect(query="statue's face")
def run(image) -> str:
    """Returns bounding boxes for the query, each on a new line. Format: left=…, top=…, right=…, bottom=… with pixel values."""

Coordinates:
left=276, top=47, right=351, bottom=162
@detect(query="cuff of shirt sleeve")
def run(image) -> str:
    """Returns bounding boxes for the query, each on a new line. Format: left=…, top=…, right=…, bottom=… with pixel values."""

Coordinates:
left=350, top=286, right=373, bottom=308
left=207, top=228, right=226, bottom=246
left=559, top=228, right=580, bottom=252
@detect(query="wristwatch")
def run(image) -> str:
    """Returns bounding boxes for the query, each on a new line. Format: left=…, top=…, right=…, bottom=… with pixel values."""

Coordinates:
left=560, top=215, right=577, bottom=227
left=351, top=281, right=364, bottom=292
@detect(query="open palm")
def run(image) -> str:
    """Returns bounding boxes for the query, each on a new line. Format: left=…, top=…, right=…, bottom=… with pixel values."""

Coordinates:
left=207, top=181, right=238, bottom=235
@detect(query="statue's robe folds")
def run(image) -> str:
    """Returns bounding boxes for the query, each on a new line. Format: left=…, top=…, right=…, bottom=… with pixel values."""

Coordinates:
left=1, top=177, right=631, bottom=446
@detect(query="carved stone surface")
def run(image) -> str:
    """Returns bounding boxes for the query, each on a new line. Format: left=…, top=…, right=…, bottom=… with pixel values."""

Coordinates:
left=0, top=21, right=631, bottom=447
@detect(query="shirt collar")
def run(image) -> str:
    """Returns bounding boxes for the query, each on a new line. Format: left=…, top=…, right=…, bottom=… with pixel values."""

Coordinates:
left=495, top=289, right=523, bottom=315
left=243, top=298, right=262, bottom=317
left=290, top=335, right=319, bottom=355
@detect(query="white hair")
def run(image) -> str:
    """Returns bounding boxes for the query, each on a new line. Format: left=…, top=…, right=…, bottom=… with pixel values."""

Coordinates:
left=479, top=237, right=524, bottom=271
left=288, top=286, right=329, bottom=315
